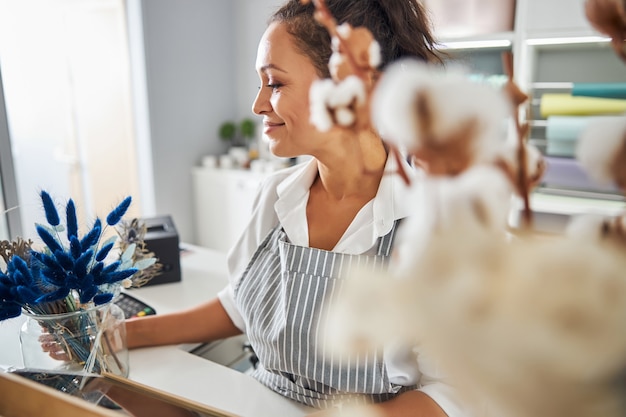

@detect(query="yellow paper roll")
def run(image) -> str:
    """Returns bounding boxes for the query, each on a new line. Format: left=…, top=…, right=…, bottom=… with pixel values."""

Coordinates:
left=540, top=94, right=626, bottom=118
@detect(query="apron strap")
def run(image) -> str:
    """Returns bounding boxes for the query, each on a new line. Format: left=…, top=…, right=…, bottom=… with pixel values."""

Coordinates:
left=376, top=218, right=403, bottom=257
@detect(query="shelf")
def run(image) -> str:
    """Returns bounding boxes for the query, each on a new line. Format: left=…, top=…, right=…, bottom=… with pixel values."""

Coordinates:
left=438, top=31, right=515, bottom=50
left=526, top=33, right=610, bottom=47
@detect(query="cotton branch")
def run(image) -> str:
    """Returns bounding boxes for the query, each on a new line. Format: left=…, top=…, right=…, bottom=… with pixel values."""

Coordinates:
left=501, top=51, right=534, bottom=229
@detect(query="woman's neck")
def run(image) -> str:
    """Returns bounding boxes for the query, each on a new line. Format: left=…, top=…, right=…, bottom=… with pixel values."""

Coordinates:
left=312, top=131, right=388, bottom=200
left=305, top=131, right=388, bottom=251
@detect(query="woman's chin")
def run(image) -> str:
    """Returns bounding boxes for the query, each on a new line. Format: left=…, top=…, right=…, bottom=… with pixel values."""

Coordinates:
left=268, top=142, right=289, bottom=158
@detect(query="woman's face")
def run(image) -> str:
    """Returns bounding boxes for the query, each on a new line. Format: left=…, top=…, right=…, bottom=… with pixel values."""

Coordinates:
left=252, top=22, right=323, bottom=158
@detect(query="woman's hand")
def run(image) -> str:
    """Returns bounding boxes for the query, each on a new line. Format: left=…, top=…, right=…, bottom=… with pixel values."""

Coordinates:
left=39, top=332, right=71, bottom=361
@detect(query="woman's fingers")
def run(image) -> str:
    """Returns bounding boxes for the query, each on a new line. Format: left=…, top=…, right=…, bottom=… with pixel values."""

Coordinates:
left=38, top=333, right=71, bottom=361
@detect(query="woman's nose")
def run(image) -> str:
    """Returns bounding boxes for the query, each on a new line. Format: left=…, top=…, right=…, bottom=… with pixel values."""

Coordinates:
left=252, top=87, right=271, bottom=115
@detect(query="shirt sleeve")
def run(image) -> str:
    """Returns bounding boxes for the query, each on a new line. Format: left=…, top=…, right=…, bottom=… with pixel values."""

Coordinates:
left=415, top=347, right=472, bottom=417
left=217, top=284, right=246, bottom=332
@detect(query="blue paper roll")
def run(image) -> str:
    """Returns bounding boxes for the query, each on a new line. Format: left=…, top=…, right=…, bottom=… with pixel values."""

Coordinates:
left=572, top=82, right=626, bottom=99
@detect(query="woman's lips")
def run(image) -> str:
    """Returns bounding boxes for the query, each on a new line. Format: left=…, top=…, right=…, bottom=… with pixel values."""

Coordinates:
left=263, top=122, right=285, bottom=135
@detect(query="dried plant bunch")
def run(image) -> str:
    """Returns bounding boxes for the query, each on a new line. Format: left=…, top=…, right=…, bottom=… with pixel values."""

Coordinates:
left=585, top=0, right=626, bottom=62
left=329, top=23, right=381, bottom=84
left=116, top=218, right=163, bottom=288
left=0, top=191, right=160, bottom=321
left=334, top=227, right=626, bottom=417
left=0, top=237, right=32, bottom=265
left=304, top=0, right=381, bottom=133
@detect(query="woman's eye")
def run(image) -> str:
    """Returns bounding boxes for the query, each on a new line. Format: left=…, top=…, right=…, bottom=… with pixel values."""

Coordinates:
left=266, top=83, right=283, bottom=91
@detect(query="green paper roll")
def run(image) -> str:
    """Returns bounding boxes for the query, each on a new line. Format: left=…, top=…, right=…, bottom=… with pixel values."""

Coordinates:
left=540, top=94, right=626, bottom=118
left=572, top=82, right=626, bottom=99
left=545, top=116, right=590, bottom=142
left=546, top=141, right=576, bottom=157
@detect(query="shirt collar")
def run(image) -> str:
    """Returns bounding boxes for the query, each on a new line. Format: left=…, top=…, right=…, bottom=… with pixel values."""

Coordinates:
left=274, top=154, right=417, bottom=253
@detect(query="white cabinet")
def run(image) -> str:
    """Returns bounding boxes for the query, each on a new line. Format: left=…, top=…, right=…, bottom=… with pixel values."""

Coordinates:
left=192, top=168, right=267, bottom=252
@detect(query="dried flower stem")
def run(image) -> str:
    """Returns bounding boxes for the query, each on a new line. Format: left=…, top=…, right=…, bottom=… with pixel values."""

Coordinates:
left=502, top=51, right=533, bottom=229
left=304, top=0, right=369, bottom=82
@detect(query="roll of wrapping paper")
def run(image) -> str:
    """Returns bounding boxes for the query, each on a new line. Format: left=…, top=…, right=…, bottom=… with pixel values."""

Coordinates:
left=543, top=156, right=619, bottom=192
left=546, top=141, right=576, bottom=157
left=572, top=82, right=626, bottom=99
left=539, top=94, right=626, bottom=118
left=545, top=115, right=623, bottom=140
left=545, top=116, right=590, bottom=142
left=544, top=115, right=624, bottom=157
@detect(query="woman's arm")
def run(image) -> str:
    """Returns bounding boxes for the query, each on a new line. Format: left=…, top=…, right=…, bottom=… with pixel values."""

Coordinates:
left=368, top=391, right=448, bottom=417
left=307, top=391, right=448, bottom=417
left=125, top=297, right=242, bottom=349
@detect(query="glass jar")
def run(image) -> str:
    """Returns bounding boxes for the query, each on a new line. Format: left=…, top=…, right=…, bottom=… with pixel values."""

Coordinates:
left=19, top=302, right=129, bottom=377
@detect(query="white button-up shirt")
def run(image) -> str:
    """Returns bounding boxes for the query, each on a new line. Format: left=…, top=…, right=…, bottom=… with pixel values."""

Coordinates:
left=218, top=155, right=467, bottom=417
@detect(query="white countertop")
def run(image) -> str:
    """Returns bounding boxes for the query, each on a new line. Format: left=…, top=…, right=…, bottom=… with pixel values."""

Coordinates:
left=0, top=244, right=314, bottom=417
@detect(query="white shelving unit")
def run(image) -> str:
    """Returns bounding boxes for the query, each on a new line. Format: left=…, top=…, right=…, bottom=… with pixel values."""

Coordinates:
left=432, top=0, right=626, bottom=227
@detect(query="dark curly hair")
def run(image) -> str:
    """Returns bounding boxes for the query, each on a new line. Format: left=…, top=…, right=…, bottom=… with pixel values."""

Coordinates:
left=269, top=0, right=442, bottom=77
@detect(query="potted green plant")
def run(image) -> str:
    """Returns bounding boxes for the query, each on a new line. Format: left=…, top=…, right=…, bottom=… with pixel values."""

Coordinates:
left=218, top=121, right=237, bottom=145
left=239, top=118, right=257, bottom=144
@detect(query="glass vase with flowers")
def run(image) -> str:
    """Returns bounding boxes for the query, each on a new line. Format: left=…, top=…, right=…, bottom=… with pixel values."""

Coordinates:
left=0, top=191, right=159, bottom=380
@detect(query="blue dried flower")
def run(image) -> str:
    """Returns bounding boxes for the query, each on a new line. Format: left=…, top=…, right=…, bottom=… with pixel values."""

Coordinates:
left=106, top=197, right=132, bottom=226
left=40, top=190, right=60, bottom=227
left=80, top=218, right=102, bottom=251
left=0, top=256, right=47, bottom=316
left=66, top=199, right=78, bottom=239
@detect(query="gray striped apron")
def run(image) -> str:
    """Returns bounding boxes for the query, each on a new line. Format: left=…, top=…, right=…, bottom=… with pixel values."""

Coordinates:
left=234, top=221, right=411, bottom=409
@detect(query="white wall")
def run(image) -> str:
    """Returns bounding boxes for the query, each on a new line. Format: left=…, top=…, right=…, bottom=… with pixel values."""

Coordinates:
left=138, top=0, right=284, bottom=244
left=233, top=0, right=284, bottom=119
left=140, top=0, right=237, bottom=243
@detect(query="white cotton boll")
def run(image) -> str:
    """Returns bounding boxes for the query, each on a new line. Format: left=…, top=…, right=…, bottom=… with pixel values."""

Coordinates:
left=324, top=268, right=413, bottom=359
left=408, top=235, right=626, bottom=417
left=368, top=40, right=381, bottom=68
left=503, top=240, right=626, bottom=381
left=336, top=22, right=352, bottom=39
left=577, top=116, right=626, bottom=184
left=391, top=166, right=513, bottom=278
left=565, top=213, right=608, bottom=242
left=372, top=60, right=434, bottom=148
left=309, top=79, right=335, bottom=132
left=335, top=107, right=355, bottom=127
left=335, top=76, right=366, bottom=106
left=328, top=76, right=365, bottom=107
left=372, top=59, right=510, bottom=163
left=328, top=51, right=345, bottom=75
left=430, top=165, right=514, bottom=234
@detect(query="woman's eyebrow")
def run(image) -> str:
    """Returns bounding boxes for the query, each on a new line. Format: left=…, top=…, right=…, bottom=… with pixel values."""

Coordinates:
left=260, top=63, right=288, bottom=73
